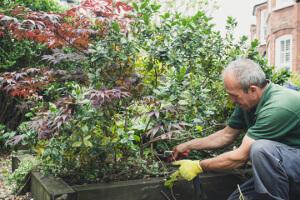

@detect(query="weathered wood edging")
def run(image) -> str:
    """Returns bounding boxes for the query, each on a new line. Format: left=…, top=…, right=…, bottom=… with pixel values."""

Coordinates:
left=12, top=153, right=251, bottom=200
left=29, top=170, right=249, bottom=200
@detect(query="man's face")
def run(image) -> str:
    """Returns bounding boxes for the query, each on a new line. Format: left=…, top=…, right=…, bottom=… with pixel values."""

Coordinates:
left=223, top=73, right=258, bottom=111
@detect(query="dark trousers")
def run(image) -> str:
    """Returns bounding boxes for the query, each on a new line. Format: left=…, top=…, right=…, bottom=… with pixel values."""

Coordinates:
left=228, top=140, right=300, bottom=200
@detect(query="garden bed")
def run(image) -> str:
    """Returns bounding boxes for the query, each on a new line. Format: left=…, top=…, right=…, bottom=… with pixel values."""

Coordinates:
left=29, top=169, right=249, bottom=200
left=12, top=152, right=251, bottom=200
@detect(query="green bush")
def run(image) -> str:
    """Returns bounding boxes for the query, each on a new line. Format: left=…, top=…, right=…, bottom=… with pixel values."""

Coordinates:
left=5, top=158, right=39, bottom=193
left=0, top=36, right=47, bottom=72
left=0, top=0, right=290, bottom=185
left=0, top=0, right=63, bottom=12
left=0, top=0, right=63, bottom=72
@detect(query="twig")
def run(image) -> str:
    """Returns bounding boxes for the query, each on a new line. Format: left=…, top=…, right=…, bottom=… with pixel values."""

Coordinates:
left=237, top=184, right=245, bottom=200
left=160, top=190, right=171, bottom=200
left=170, top=187, right=177, bottom=200
left=152, top=149, right=168, bottom=177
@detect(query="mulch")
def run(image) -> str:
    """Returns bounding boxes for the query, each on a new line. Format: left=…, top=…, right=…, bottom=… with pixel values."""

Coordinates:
left=0, top=152, right=32, bottom=200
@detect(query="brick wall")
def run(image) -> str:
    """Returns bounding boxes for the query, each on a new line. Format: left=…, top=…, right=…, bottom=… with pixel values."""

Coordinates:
left=253, top=1, right=300, bottom=73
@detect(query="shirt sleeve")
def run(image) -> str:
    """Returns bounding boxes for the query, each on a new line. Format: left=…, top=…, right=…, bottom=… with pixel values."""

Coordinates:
left=247, top=108, right=299, bottom=140
left=227, top=106, right=247, bottom=129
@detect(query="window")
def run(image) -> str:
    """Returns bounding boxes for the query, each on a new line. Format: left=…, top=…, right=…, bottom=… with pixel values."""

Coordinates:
left=260, top=10, right=268, bottom=44
left=276, top=0, right=294, bottom=9
left=275, top=35, right=292, bottom=70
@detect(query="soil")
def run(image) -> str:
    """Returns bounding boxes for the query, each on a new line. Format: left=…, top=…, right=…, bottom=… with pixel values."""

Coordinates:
left=0, top=152, right=32, bottom=200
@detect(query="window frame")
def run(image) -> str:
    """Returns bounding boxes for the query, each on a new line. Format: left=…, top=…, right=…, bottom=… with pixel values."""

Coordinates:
left=260, top=9, right=268, bottom=44
left=268, top=0, right=272, bottom=12
left=275, top=34, right=292, bottom=71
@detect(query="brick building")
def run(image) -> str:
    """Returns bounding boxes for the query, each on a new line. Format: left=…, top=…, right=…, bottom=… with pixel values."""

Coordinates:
left=252, top=0, right=300, bottom=72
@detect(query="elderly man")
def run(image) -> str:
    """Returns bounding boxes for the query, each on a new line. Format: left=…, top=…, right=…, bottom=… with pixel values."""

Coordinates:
left=172, top=58, right=300, bottom=200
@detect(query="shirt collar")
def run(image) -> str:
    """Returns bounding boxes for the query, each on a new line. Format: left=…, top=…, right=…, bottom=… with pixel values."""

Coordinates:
left=254, top=81, right=272, bottom=115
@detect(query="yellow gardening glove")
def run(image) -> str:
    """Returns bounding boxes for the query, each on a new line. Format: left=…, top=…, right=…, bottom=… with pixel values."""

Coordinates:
left=172, top=160, right=203, bottom=181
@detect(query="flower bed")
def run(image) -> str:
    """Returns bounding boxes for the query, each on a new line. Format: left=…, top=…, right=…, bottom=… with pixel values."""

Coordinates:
left=30, top=170, right=249, bottom=200
left=12, top=152, right=250, bottom=200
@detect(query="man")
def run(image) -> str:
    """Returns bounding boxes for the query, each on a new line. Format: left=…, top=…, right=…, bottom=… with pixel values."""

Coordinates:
left=172, top=58, right=300, bottom=200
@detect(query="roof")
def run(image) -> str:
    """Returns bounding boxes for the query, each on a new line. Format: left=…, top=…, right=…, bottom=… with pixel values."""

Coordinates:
left=252, top=1, right=267, bottom=16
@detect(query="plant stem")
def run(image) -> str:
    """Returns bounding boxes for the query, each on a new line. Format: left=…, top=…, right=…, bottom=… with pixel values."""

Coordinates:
left=160, top=190, right=171, bottom=200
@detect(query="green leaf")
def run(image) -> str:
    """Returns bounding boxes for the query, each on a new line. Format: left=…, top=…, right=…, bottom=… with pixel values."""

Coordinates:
left=195, top=125, right=203, bottom=132
left=72, top=141, right=82, bottom=147
left=143, top=14, right=150, bottom=25
left=164, top=170, right=180, bottom=189
left=84, top=135, right=91, bottom=140
left=112, top=22, right=120, bottom=32
left=161, top=12, right=170, bottom=19
left=160, top=101, right=172, bottom=108
left=25, top=112, right=34, bottom=118
left=49, top=102, right=57, bottom=113
left=133, top=135, right=141, bottom=142
left=132, top=123, right=147, bottom=131
left=81, top=125, right=89, bottom=133
left=150, top=4, right=161, bottom=12
left=79, top=99, right=91, bottom=105
left=178, top=100, right=188, bottom=105
left=119, top=53, right=127, bottom=61
left=83, top=140, right=93, bottom=147
left=141, top=0, right=149, bottom=9
left=132, top=2, right=139, bottom=11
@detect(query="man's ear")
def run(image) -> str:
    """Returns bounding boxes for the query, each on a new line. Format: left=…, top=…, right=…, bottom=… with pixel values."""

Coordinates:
left=249, top=85, right=257, bottom=93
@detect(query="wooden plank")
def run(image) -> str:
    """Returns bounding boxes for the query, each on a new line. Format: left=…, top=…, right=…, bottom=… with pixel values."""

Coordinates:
left=31, top=172, right=76, bottom=200
left=30, top=167, right=250, bottom=200
left=73, top=170, right=250, bottom=200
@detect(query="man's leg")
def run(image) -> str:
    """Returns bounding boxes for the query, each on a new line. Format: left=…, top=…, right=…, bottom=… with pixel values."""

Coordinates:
left=227, top=178, right=256, bottom=200
left=290, top=181, right=300, bottom=200
left=228, top=139, right=300, bottom=200
left=250, top=140, right=300, bottom=200
left=227, top=178, right=271, bottom=200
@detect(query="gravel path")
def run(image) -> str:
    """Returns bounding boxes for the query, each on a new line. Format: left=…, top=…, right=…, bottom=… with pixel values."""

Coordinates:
left=0, top=152, right=32, bottom=200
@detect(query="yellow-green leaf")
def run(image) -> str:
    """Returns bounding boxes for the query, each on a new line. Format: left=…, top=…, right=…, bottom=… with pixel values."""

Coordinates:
left=195, top=125, right=203, bottom=132
left=72, top=141, right=82, bottom=147
left=84, top=140, right=93, bottom=147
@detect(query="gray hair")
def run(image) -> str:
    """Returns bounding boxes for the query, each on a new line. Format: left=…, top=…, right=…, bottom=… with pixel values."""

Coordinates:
left=222, top=58, right=267, bottom=92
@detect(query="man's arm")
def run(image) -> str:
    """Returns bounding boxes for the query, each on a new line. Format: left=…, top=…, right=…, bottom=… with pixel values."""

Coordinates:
left=173, top=126, right=241, bottom=158
left=200, top=134, right=255, bottom=171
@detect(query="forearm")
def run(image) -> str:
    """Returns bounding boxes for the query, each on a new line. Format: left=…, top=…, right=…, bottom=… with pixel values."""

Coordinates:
left=199, top=150, right=248, bottom=171
left=199, top=135, right=254, bottom=172
left=185, top=126, right=239, bottom=150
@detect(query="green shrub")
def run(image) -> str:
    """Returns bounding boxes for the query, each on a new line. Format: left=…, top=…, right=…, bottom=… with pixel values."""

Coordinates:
left=5, top=158, right=39, bottom=193
left=0, top=0, right=290, bottom=185
left=0, top=36, right=47, bottom=72
left=0, top=0, right=63, bottom=12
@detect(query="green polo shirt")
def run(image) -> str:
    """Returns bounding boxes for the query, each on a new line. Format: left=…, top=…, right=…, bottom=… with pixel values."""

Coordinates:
left=228, top=83, right=300, bottom=148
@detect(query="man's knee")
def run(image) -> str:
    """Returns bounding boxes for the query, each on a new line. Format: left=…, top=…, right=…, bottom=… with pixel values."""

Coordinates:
left=250, top=139, right=278, bottom=161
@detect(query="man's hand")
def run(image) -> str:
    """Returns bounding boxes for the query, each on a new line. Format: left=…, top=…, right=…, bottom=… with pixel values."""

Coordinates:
left=172, top=160, right=203, bottom=181
left=172, top=143, right=190, bottom=160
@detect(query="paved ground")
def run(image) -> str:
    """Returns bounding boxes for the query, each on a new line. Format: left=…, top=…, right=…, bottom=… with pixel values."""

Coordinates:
left=0, top=152, right=32, bottom=200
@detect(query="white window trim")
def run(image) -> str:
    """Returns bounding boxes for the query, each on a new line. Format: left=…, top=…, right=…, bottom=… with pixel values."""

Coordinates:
left=275, top=0, right=294, bottom=10
left=275, top=34, right=292, bottom=71
left=268, top=0, right=272, bottom=12
left=260, top=9, right=268, bottom=45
